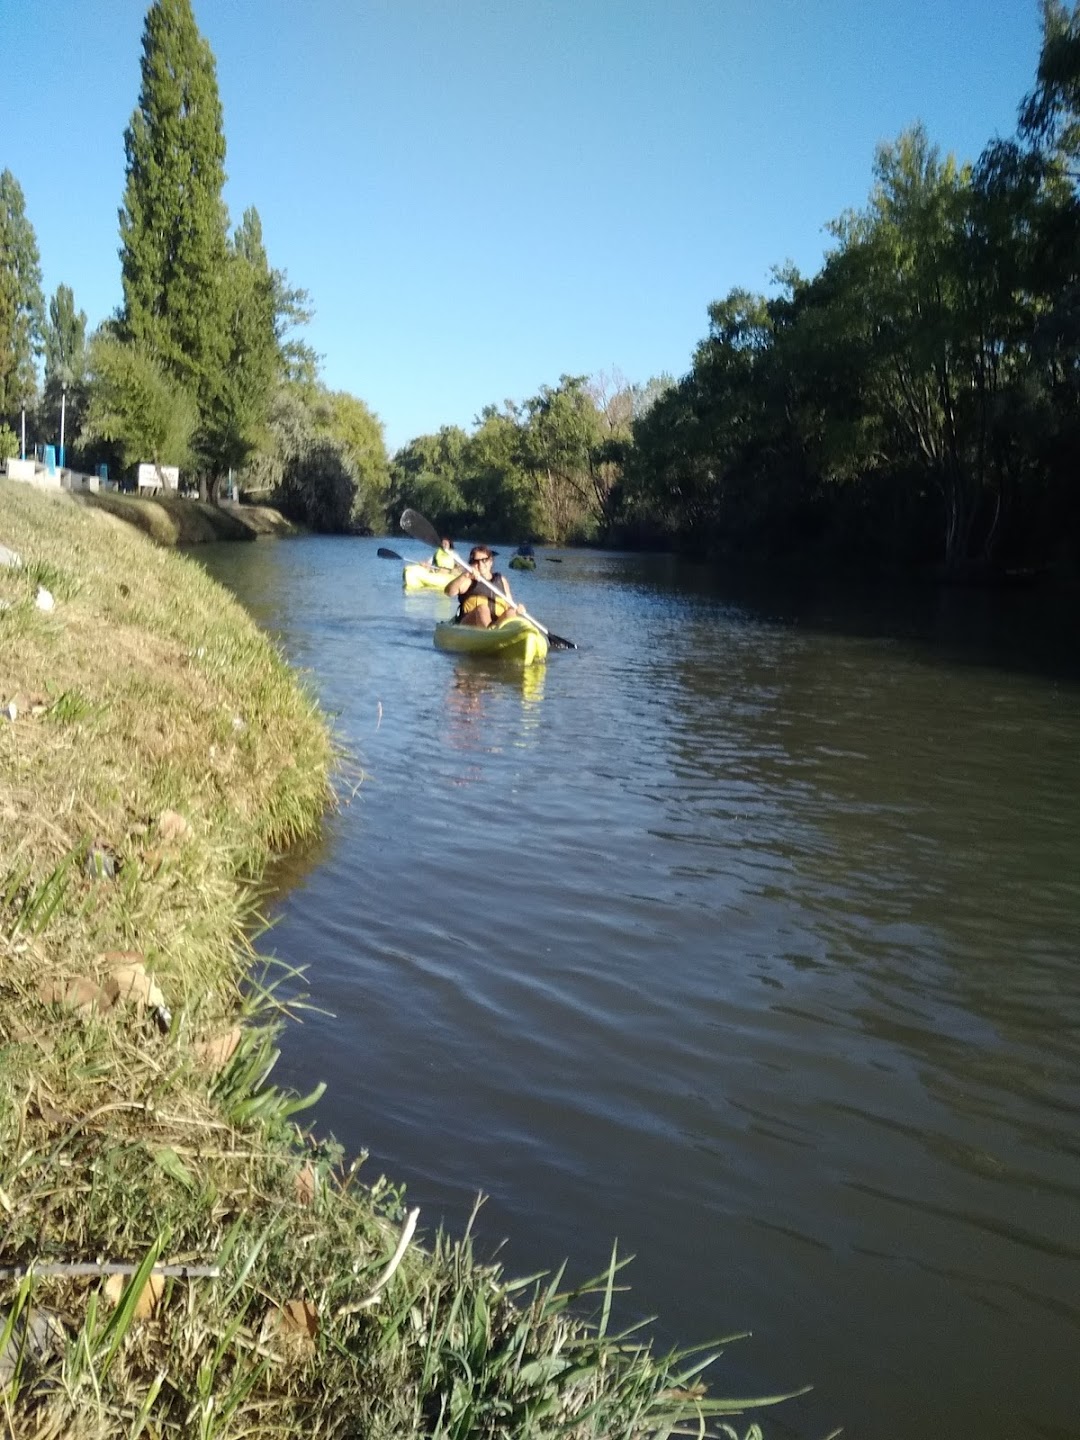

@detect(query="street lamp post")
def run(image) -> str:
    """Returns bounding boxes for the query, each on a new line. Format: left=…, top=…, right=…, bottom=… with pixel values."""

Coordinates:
left=59, top=382, right=67, bottom=470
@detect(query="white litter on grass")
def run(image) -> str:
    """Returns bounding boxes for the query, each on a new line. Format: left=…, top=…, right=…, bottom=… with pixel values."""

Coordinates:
left=35, top=587, right=55, bottom=611
left=0, top=544, right=21, bottom=569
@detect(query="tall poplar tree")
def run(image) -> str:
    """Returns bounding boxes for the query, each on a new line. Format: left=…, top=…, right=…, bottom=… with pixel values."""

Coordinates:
left=43, top=284, right=88, bottom=393
left=118, top=0, right=230, bottom=485
left=201, top=207, right=279, bottom=480
left=0, top=169, right=45, bottom=417
left=43, top=284, right=89, bottom=459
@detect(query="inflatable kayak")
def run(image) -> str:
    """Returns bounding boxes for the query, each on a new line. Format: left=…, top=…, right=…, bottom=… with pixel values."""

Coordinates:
left=508, top=555, right=536, bottom=571
left=403, top=563, right=454, bottom=592
left=434, top=616, right=549, bottom=665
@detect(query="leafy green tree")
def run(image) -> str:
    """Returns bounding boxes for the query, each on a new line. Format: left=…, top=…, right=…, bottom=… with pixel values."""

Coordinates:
left=459, top=404, right=538, bottom=539
left=84, top=333, right=196, bottom=475
left=617, top=25, right=1080, bottom=575
left=270, top=267, right=318, bottom=388
left=42, top=284, right=89, bottom=456
left=236, top=383, right=314, bottom=500
left=325, top=391, right=390, bottom=531
left=623, top=291, right=785, bottom=551
left=235, top=381, right=384, bottom=532
left=0, top=169, right=44, bottom=418
left=277, top=436, right=359, bottom=532
left=520, top=375, right=605, bottom=541
left=193, top=207, right=280, bottom=489
left=629, top=374, right=676, bottom=423
left=1021, top=0, right=1080, bottom=176
left=43, top=284, right=88, bottom=391
left=388, top=428, right=470, bottom=531
left=825, top=129, right=1022, bottom=569
left=118, top=0, right=231, bottom=487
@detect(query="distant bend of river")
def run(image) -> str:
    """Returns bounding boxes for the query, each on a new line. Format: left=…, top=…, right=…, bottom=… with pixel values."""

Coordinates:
left=196, top=537, right=1080, bottom=1440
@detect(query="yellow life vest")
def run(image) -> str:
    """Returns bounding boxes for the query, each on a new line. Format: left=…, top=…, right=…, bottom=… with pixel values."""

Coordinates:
left=459, top=580, right=509, bottom=621
left=432, top=547, right=456, bottom=570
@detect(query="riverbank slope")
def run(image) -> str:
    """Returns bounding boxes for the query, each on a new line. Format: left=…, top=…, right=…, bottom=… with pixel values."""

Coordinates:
left=0, top=479, right=769, bottom=1437
left=80, top=489, right=302, bottom=545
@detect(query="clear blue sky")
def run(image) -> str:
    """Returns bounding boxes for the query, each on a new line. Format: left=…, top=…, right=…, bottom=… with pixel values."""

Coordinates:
left=5, top=0, right=1044, bottom=454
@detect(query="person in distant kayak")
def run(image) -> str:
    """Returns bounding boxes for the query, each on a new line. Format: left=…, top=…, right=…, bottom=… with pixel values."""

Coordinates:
left=431, top=536, right=458, bottom=570
left=445, top=546, right=520, bottom=627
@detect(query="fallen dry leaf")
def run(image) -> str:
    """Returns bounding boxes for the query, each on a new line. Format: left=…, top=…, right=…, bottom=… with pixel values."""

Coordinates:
left=99, top=949, right=143, bottom=967
left=103, top=1272, right=165, bottom=1319
left=37, top=978, right=113, bottom=1015
left=156, top=809, right=191, bottom=844
left=661, top=1384, right=708, bottom=1401
left=294, top=1164, right=318, bottom=1206
left=135, top=1275, right=166, bottom=1318
left=103, top=960, right=166, bottom=1011
left=275, top=1298, right=319, bottom=1349
left=193, top=1026, right=242, bottom=1071
left=32, top=1095, right=73, bottom=1127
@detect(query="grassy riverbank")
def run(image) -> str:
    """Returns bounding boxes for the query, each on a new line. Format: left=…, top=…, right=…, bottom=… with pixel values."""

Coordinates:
left=0, top=479, right=783, bottom=1437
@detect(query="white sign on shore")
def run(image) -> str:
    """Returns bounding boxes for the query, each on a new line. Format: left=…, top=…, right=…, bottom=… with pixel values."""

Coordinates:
left=137, top=463, right=179, bottom=493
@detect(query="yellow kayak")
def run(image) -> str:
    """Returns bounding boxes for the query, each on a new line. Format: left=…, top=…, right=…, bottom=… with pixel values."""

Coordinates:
left=403, top=563, right=454, bottom=592
left=434, top=616, right=549, bottom=665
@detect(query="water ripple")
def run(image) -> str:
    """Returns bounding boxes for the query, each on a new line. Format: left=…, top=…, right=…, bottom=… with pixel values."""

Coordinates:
left=197, top=538, right=1080, bottom=1440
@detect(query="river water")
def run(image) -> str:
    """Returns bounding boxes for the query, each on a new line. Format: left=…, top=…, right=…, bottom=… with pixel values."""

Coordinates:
left=196, top=536, right=1080, bottom=1440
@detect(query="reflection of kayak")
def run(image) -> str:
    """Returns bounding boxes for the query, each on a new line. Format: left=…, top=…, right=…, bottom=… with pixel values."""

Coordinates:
left=508, top=555, right=536, bottom=571
left=403, top=563, right=453, bottom=591
left=434, top=616, right=549, bottom=665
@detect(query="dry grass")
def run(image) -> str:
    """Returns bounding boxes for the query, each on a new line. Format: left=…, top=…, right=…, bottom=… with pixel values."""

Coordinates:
left=0, top=479, right=789, bottom=1438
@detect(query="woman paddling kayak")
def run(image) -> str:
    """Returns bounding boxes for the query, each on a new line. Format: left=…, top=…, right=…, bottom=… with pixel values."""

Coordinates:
left=444, top=546, right=521, bottom=627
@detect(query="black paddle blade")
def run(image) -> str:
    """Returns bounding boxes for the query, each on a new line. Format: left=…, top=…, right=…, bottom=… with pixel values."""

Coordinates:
left=377, top=546, right=404, bottom=560
left=400, top=509, right=440, bottom=549
left=547, top=633, right=577, bottom=650
left=544, top=556, right=564, bottom=563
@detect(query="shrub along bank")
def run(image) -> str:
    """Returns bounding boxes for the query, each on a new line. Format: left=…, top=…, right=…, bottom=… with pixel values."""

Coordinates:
left=0, top=479, right=786, bottom=1437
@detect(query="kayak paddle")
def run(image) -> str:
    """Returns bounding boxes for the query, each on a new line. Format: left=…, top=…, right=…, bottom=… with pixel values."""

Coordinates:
left=399, top=510, right=577, bottom=650
left=379, top=545, right=456, bottom=574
